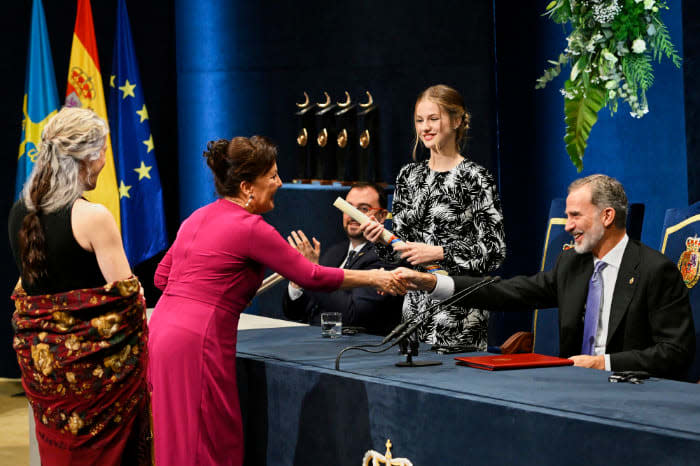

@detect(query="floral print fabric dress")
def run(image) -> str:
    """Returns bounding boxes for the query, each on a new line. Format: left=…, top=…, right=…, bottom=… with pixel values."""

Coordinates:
left=376, top=158, right=506, bottom=348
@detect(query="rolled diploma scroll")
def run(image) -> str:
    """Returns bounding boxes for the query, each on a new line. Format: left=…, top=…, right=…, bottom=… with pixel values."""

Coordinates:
left=332, top=197, right=446, bottom=275
left=255, top=273, right=286, bottom=296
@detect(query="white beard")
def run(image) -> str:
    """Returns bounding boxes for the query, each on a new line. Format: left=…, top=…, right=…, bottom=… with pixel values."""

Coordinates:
left=574, top=219, right=605, bottom=254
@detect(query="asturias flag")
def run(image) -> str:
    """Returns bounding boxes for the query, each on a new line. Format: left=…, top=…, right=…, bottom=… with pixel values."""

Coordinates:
left=66, top=0, right=120, bottom=227
left=108, top=0, right=167, bottom=265
left=17, top=0, right=59, bottom=199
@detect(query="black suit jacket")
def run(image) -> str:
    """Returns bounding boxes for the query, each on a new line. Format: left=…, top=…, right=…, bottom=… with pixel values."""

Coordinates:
left=282, top=241, right=402, bottom=335
left=453, top=240, right=695, bottom=379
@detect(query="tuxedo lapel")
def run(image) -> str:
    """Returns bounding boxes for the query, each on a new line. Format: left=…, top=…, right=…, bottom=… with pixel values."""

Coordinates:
left=606, top=241, right=640, bottom=345
left=345, top=242, right=371, bottom=269
left=323, top=240, right=351, bottom=268
left=561, top=254, right=594, bottom=347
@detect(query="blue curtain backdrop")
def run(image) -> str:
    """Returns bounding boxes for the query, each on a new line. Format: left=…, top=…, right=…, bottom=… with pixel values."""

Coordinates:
left=683, top=0, right=700, bottom=205
left=1, top=0, right=696, bottom=376
left=174, top=0, right=498, bottom=220
left=529, top=0, right=687, bottom=251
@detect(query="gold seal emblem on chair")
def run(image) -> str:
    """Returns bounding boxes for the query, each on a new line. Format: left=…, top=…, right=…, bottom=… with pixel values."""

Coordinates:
left=363, top=439, right=413, bottom=466
left=678, top=235, right=700, bottom=289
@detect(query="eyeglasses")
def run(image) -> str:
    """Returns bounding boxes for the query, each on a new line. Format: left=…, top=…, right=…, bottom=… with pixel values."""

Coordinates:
left=356, top=206, right=385, bottom=215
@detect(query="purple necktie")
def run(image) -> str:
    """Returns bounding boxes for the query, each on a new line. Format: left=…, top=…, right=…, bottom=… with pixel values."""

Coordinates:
left=581, top=261, right=607, bottom=355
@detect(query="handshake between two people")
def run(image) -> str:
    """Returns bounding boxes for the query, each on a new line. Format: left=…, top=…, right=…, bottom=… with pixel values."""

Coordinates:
left=286, top=228, right=439, bottom=297
left=365, top=267, right=438, bottom=296
left=359, top=215, right=445, bottom=295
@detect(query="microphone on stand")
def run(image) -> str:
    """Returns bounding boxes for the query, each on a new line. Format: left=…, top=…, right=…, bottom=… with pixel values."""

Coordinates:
left=334, top=275, right=500, bottom=370
left=390, top=276, right=500, bottom=366
left=395, top=276, right=500, bottom=341
left=383, top=275, right=500, bottom=345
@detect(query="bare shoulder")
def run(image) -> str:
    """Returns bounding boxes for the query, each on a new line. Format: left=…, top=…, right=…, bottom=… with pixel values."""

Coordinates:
left=72, top=200, right=119, bottom=250
left=73, top=199, right=115, bottom=225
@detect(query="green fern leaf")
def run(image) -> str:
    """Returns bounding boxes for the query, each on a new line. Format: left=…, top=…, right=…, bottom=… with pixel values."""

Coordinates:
left=652, top=20, right=681, bottom=67
left=563, top=85, right=606, bottom=171
left=622, top=54, right=654, bottom=92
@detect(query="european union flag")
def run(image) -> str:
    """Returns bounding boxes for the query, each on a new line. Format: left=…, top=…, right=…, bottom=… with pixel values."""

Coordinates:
left=108, top=0, right=167, bottom=266
left=17, top=0, right=59, bottom=199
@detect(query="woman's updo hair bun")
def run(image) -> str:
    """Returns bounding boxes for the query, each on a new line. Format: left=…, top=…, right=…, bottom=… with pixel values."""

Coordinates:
left=203, top=135, right=278, bottom=197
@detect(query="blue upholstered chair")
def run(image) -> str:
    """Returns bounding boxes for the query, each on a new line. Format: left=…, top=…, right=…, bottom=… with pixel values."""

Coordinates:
left=492, top=199, right=645, bottom=355
left=660, top=201, right=700, bottom=382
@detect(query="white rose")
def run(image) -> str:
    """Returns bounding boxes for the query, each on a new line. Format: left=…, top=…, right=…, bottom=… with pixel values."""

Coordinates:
left=603, top=51, right=618, bottom=62
left=644, top=0, right=654, bottom=9
left=647, top=24, right=656, bottom=36
left=632, top=38, right=646, bottom=54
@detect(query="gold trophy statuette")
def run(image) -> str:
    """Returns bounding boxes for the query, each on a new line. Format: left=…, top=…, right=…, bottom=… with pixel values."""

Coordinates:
left=337, top=128, right=348, bottom=148
left=317, top=128, right=328, bottom=147
left=297, top=128, right=308, bottom=147
left=359, top=129, right=370, bottom=149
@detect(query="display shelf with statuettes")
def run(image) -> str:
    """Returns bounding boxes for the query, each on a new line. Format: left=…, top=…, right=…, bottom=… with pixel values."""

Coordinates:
left=293, top=91, right=380, bottom=185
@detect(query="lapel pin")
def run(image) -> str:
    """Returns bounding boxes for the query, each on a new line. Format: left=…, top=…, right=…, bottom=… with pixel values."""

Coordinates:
left=629, top=277, right=634, bottom=285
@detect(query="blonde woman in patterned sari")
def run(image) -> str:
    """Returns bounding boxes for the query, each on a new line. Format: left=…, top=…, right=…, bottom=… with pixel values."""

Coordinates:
left=8, top=107, right=150, bottom=465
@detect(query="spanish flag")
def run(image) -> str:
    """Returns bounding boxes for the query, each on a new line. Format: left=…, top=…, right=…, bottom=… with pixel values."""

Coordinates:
left=65, top=0, right=120, bottom=227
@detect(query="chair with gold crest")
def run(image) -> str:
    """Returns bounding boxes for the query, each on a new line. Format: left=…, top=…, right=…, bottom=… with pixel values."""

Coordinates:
left=492, top=198, right=645, bottom=355
left=660, top=200, right=700, bottom=382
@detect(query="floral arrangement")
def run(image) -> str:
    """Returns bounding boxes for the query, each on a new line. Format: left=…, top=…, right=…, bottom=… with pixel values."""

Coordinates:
left=536, top=0, right=681, bottom=171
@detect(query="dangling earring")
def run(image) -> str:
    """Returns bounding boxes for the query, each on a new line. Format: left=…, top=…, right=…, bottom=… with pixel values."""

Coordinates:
left=244, top=194, right=253, bottom=209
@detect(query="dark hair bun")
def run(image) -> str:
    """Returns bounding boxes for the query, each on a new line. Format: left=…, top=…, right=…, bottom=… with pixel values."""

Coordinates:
left=202, top=136, right=278, bottom=197
left=203, top=139, right=231, bottom=175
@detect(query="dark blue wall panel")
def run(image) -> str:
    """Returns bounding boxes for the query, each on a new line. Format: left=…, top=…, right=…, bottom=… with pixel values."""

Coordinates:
left=174, top=0, right=498, bottom=220
left=529, top=0, right=687, bottom=251
left=683, top=0, right=700, bottom=205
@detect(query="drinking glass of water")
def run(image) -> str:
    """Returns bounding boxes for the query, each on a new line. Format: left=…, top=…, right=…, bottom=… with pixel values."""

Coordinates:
left=320, top=312, right=342, bottom=338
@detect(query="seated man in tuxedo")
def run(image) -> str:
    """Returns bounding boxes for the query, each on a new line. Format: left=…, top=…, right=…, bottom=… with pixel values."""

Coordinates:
left=283, top=182, right=402, bottom=335
left=392, top=175, right=695, bottom=379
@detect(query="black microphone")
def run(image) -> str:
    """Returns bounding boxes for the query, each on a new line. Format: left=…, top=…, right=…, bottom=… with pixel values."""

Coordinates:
left=379, top=319, right=412, bottom=345
left=391, top=276, right=500, bottom=344
left=379, top=275, right=499, bottom=345
left=334, top=275, right=500, bottom=370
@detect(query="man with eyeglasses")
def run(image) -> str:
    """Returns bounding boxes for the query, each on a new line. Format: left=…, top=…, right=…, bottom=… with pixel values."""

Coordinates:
left=283, top=182, right=402, bottom=335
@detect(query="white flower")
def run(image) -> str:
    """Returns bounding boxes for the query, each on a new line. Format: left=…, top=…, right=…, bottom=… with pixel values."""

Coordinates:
left=603, top=51, right=618, bottom=62
left=647, top=24, right=656, bottom=36
left=609, top=90, right=616, bottom=99
left=592, top=0, right=621, bottom=23
left=632, top=39, right=647, bottom=53
left=634, top=0, right=643, bottom=3
left=605, top=80, right=618, bottom=89
left=644, top=0, right=654, bottom=9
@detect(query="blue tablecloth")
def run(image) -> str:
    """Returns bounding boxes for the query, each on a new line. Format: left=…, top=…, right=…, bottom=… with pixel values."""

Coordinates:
left=237, top=325, right=700, bottom=466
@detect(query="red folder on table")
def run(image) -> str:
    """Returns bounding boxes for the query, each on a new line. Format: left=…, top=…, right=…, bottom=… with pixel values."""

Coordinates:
left=455, top=353, right=574, bottom=371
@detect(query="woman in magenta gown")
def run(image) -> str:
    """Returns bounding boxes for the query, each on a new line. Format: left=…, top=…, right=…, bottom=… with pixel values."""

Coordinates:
left=148, top=136, right=404, bottom=465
